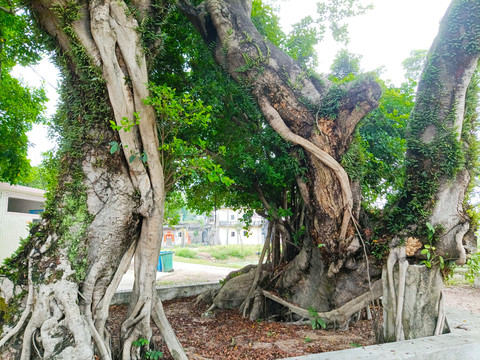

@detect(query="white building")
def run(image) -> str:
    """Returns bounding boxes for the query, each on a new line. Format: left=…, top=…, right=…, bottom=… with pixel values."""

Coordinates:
left=208, top=208, right=266, bottom=245
left=0, top=183, right=45, bottom=262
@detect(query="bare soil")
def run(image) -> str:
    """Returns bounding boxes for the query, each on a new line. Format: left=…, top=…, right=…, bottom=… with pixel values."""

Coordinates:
left=107, top=284, right=480, bottom=359
left=108, top=297, right=378, bottom=360
left=115, top=260, right=480, bottom=359
left=443, top=284, right=480, bottom=313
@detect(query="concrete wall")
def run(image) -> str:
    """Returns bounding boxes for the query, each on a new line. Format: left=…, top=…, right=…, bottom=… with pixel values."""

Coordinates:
left=214, top=208, right=266, bottom=245
left=0, top=183, right=45, bottom=262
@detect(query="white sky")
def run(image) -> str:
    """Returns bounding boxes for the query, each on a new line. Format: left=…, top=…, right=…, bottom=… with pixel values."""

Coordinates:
left=18, top=0, right=452, bottom=165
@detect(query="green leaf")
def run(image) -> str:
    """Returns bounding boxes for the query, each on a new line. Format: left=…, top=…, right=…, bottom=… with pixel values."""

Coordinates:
left=421, top=249, right=429, bottom=255
left=426, top=222, right=435, bottom=234
left=439, top=256, right=444, bottom=269
left=109, top=141, right=119, bottom=154
left=141, top=153, right=148, bottom=163
left=129, top=155, right=136, bottom=163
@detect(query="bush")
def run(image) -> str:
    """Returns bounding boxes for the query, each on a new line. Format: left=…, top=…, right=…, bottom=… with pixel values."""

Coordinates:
left=208, top=245, right=260, bottom=260
left=174, top=248, right=198, bottom=259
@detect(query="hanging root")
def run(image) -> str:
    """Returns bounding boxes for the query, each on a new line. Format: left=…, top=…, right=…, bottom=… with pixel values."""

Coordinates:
left=152, top=298, right=188, bottom=360
left=434, top=292, right=446, bottom=335
left=262, top=279, right=382, bottom=329
left=257, top=97, right=353, bottom=240
left=240, top=222, right=272, bottom=316
left=385, top=246, right=408, bottom=341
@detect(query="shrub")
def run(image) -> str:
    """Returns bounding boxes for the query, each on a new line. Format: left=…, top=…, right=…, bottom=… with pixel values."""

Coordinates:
left=174, top=248, right=198, bottom=259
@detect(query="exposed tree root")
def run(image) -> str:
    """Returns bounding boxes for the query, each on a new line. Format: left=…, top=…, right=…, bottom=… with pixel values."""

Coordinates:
left=261, top=279, right=382, bottom=329
left=93, top=241, right=137, bottom=349
left=434, top=292, right=446, bottom=336
left=385, top=246, right=408, bottom=341
left=0, top=258, right=34, bottom=350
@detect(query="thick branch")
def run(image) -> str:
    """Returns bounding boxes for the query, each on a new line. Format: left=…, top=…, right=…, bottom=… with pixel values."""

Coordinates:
left=258, top=96, right=353, bottom=240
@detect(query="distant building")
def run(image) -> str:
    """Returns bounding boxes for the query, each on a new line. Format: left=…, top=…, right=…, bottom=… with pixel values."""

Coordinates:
left=0, top=183, right=45, bottom=262
left=207, top=208, right=266, bottom=245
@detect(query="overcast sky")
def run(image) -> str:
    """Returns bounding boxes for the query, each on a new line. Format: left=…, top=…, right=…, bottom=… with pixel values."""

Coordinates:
left=16, top=0, right=452, bottom=165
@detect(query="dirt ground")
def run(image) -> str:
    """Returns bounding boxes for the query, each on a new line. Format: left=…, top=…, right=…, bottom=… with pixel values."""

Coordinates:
left=443, top=284, right=480, bottom=313
left=109, top=297, right=379, bottom=360
left=108, top=285, right=480, bottom=360
left=112, top=261, right=480, bottom=359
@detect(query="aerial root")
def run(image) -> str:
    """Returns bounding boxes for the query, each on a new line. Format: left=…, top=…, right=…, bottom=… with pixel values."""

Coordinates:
left=152, top=298, right=188, bottom=360
left=240, top=223, right=272, bottom=316
left=386, top=246, right=408, bottom=341
left=434, top=292, right=446, bottom=335
left=257, top=97, right=353, bottom=240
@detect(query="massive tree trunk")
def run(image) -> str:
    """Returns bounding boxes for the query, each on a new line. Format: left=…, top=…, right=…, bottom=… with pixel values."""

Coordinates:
left=383, top=0, right=480, bottom=341
left=180, top=0, right=382, bottom=317
left=180, top=0, right=479, bottom=338
left=0, top=0, right=187, bottom=358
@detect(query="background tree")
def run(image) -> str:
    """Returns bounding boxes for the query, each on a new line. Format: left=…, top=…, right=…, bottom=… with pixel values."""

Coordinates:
left=0, top=0, right=47, bottom=184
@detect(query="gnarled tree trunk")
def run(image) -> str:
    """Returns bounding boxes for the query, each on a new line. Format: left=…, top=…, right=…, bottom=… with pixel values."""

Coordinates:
left=180, top=0, right=479, bottom=339
left=180, top=0, right=382, bottom=319
left=0, top=0, right=187, bottom=358
left=383, top=0, right=480, bottom=341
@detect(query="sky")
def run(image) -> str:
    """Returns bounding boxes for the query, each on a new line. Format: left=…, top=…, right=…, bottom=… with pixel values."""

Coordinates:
left=18, top=0, right=452, bottom=166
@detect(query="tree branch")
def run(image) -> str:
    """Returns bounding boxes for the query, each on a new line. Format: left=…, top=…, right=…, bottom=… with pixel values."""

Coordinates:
left=258, top=96, right=353, bottom=241
left=0, top=5, right=14, bottom=14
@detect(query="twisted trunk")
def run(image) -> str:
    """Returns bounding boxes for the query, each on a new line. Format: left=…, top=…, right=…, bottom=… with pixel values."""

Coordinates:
left=180, top=0, right=382, bottom=316
left=0, top=0, right=187, bottom=358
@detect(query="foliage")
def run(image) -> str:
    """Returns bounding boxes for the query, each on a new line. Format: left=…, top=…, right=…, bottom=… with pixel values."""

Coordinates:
left=0, top=73, right=47, bottom=184
left=308, top=307, right=326, bottom=329
left=17, top=150, right=58, bottom=190
left=132, top=338, right=164, bottom=359
left=144, top=84, right=233, bottom=191
left=0, top=0, right=49, bottom=184
left=401, top=49, right=427, bottom=82
left=315, top=0, right=373, bottom=44
left=419, top=223, right=446, bottom=269
left=329, top=49, right=362, bottom=79
left=174, top=248, right=198, bottom=259
left=384, top=1, right=480, bottom=235
left=465, top=252, right=480, bottom=282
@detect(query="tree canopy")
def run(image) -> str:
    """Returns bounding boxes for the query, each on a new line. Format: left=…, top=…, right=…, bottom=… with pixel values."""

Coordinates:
left=0, top=0, right=48, bottom=184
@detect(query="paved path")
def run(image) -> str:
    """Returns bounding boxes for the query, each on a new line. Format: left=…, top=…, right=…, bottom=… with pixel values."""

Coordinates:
left=118, top=261, right=238, bottom=291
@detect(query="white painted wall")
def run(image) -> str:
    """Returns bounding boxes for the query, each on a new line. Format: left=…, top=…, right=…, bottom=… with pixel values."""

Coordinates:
left=0, top=183, right=45, bottom=262
left=214, top=208, right=266, bottom=245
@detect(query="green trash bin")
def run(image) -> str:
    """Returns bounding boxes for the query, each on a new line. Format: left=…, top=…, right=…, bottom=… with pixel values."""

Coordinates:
left=157, top=251, right=174, bottom=272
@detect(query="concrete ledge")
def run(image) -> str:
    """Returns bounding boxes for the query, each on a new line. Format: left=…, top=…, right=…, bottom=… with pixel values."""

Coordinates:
left=111, top=282, right=221, bottom=306
left=281, top=306, right=480, bottom=360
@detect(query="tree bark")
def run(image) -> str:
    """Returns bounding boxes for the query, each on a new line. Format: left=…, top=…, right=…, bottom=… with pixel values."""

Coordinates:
left=402, top=0, right=480, bottom=262
left=179, top=0, right=382, bottom=313
left=0, top=0, right=187, bottom=358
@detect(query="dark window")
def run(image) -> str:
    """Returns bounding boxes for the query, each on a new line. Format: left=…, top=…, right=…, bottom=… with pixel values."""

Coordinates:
left=7, top=197, right=44, bottom=214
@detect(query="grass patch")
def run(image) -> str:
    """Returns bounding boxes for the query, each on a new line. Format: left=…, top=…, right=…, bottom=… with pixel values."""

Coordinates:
left=174, top=248, right=198, bottom=259
left=207, top=245, right=260, bottom=260
left=173, top=256, right=243, bottom=269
